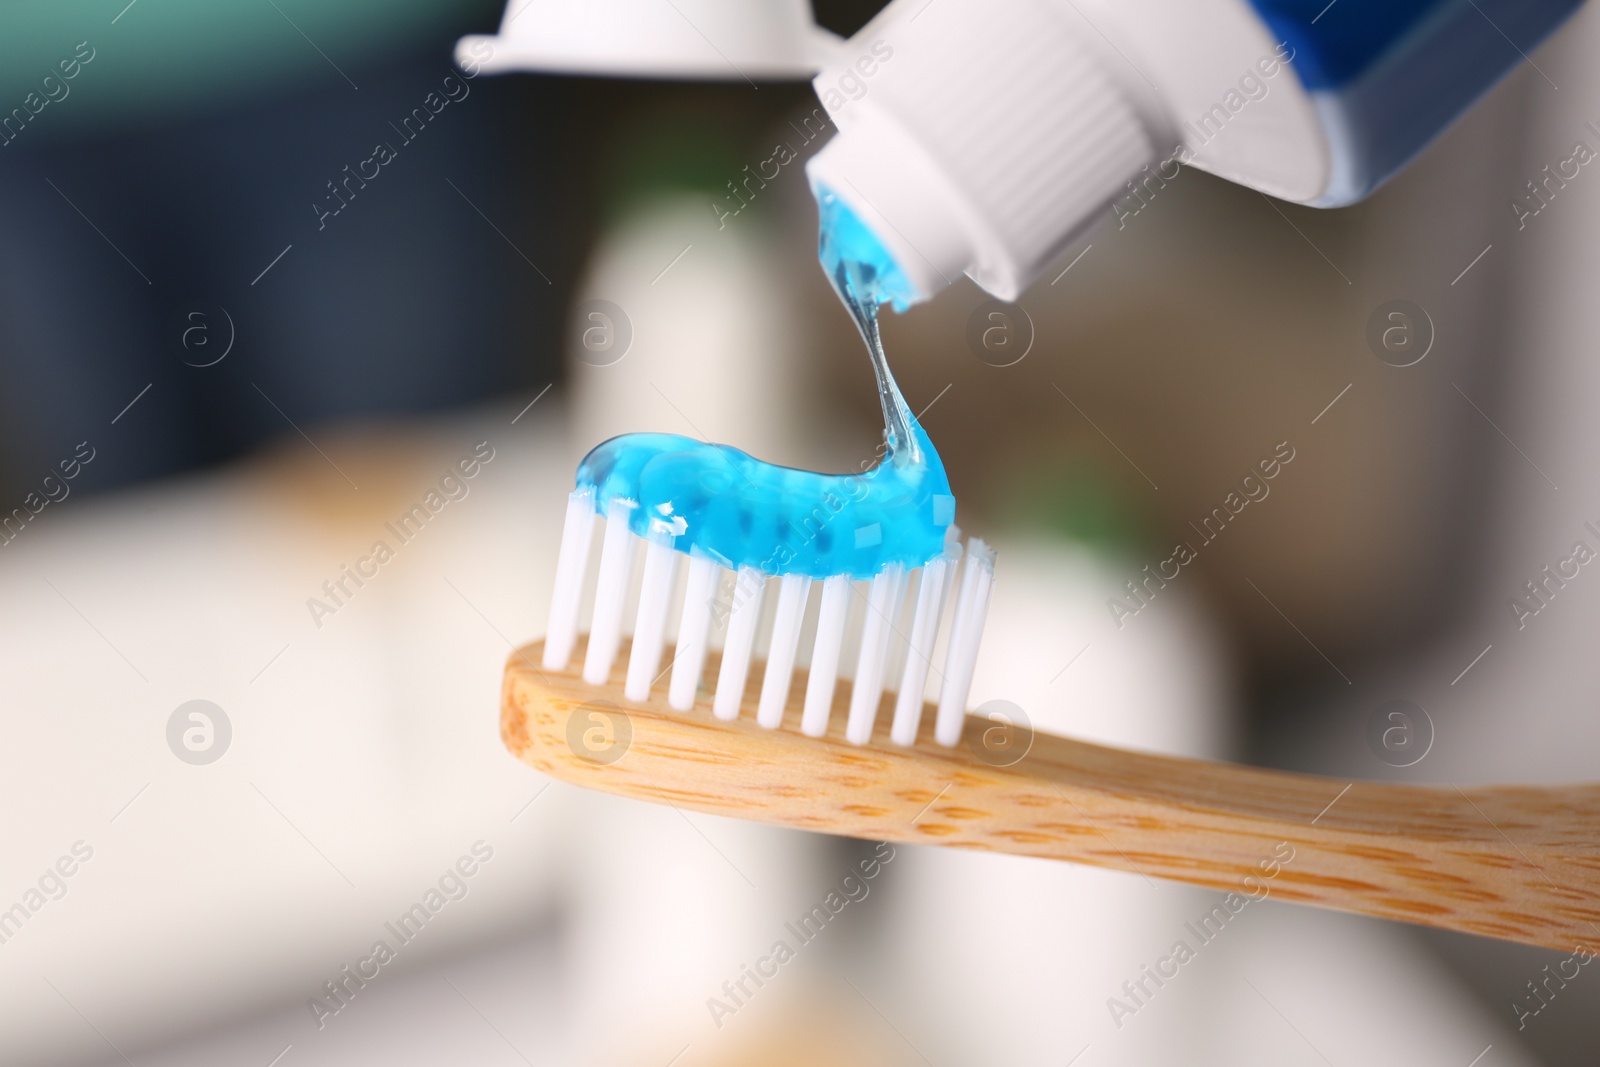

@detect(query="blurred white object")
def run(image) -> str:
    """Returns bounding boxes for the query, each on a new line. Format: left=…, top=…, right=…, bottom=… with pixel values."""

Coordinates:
left=568, top=194, right=809, bottom=466
left=968, top=538, right=1235, bottom=757
left=889, top=537, right=1237, bottom=1063
left=0, top=414, right=579, bottom=1064
left=1399, top=3, right=1600, bottom=786
left=456, top=0, right=840, bottom=80
left=563, top=803, right=827, bottom=1066
left=890, top=539, right=1540, bottom=1064
left=1203, top=903, right=1539, bottom=1067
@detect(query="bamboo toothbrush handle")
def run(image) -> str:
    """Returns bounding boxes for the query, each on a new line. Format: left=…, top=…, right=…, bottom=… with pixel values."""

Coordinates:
left=502, top=638, right=1600, bottom=951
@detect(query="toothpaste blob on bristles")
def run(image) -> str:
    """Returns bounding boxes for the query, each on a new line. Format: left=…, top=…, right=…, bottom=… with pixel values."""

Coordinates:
left=574, top=426, right=954, bottom=581
left=541, top=189, right=994, bottom=747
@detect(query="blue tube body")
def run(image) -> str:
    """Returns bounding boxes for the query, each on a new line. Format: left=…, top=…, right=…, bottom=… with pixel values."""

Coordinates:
left=1248, top=0, right=1584, bottom=203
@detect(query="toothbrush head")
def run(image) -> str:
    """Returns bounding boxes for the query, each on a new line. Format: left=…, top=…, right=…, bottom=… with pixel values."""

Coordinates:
left=541, top=486, right=995, bottom=749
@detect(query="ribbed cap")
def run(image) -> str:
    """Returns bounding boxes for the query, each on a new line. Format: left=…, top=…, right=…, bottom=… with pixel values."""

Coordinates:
left=808, top=0, right=1160, bottom=300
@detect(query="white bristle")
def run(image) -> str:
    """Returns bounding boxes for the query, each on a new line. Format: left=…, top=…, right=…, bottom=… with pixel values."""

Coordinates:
left=941, top=536, right=963, bottom=610
left=668, top=553, right=719, bottom=711
left=624, top=531, right=679, bottom=702
left=924, top=538, right=965, bottom=703
left=757, top=574, right=811, bottom=729
left=713, top=565, right=765, bottom=720
left=544, top=488, right=596, bottom=671
left=935, top=540, right=995, bottom=747
left=550, top=489, right=996, bottom=745
left=801, top=575, right=851, bottom=737
left=583, top=498, right=638, bottom=686
left=846, top=565, right=907, bottom=745
left=890, top=556, right=949, bottom=746
left=881, top=569, right=916, bottom=698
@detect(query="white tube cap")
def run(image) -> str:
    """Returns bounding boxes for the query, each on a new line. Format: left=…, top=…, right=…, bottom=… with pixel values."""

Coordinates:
left=806, top=0, right=1166, bottom=301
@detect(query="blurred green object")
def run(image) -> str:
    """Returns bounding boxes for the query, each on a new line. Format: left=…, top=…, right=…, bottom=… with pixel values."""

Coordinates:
left=0, top=0, right=498, bottom=134
left=1000, top=453, right=1150, bottom=555
left=599, top=118, right=746, bottom=227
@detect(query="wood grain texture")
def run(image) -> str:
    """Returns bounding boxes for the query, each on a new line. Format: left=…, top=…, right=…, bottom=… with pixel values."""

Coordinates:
left=503, top=637, right=1600, bottom=950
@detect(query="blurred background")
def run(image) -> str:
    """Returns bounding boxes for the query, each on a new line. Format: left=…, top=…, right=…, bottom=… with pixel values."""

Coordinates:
left=1, top=0, right=1596, bottom=1063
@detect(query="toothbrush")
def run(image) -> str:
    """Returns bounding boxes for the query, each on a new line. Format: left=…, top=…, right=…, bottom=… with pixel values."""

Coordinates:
left=505, top=633, right=1600, bottom=952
